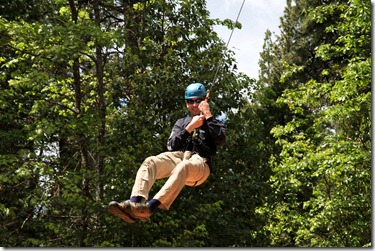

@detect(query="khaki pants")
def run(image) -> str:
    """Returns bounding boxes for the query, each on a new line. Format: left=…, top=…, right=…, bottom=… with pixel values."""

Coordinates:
left=130, top=151, right=210, bottom=210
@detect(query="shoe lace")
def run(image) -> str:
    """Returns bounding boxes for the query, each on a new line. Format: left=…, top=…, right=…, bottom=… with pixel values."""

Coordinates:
left=135, top=202, right=150, bottom=210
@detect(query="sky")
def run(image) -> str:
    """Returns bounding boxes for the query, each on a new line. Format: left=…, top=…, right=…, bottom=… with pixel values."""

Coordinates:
left=206, top=0, right=287, bottom=80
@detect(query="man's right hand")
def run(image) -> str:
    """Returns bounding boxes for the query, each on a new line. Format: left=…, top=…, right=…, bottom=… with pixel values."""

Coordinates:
left=185, top=114, right=205, bottom=133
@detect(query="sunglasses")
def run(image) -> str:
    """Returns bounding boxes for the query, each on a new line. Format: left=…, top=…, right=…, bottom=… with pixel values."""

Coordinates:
left=186, top=98, right=204, bottom=104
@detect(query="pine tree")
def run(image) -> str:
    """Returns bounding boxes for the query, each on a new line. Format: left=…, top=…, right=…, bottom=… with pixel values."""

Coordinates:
left=256, top=0, right=371, bottom=247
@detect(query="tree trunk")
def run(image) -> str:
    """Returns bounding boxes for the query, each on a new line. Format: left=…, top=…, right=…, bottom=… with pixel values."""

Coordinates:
left=93, top=0, right=105, bottom=201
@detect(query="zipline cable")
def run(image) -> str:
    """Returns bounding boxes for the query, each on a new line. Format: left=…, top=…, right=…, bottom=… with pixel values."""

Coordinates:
left=207, top=0, right=245, bottom=97
left=194, top=1, right=245, bottom=139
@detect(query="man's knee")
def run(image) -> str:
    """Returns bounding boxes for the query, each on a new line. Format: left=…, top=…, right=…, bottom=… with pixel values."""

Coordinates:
left=142, top=156, right=157, bottom=167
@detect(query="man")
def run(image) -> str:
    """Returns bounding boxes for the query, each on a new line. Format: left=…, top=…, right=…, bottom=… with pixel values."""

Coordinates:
left=108, top=83, right=226, bottom=223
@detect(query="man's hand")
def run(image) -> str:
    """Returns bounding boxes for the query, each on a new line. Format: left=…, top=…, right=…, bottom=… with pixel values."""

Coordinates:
left=186, top=114, right=205, bottom=133
left=199, top=92, right=212, bottom=119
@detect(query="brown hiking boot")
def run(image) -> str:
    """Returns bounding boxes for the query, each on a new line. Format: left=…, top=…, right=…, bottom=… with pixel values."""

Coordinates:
left=123, top=200, right=151, bottom=222
left=108, top=201, right=137, bottom=224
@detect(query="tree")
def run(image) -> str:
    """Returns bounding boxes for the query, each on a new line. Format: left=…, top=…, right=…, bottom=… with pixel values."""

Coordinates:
left=256, top=0, right=371, bottom=247
left=0, top=0, right=251, bottom=247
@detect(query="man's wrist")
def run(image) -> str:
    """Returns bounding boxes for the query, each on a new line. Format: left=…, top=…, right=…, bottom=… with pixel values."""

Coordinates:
left=185, top=124, right=194, bottom=133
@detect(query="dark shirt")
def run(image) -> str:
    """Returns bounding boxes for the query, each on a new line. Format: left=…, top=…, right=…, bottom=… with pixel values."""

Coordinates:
left=167, top=116, right=226, bottom=168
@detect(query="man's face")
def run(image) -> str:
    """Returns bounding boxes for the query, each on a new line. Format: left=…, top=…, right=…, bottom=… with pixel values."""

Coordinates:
left=185, top=97, right=205, bottom=116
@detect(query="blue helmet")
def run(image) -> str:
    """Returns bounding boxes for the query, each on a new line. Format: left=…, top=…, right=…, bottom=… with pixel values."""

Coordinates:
left=185, top=83, right=206, bottom=99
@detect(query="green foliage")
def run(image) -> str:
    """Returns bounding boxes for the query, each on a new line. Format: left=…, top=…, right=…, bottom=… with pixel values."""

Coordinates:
left=256, top=0, right=371, bottom=247
left=0, top=0, right=250, bottom=247
left=0, top=0, right=370, bottom=247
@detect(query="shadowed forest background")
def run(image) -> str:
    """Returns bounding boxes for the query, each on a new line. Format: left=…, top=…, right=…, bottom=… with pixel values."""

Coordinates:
left=0, top=0, right=371, bottom=247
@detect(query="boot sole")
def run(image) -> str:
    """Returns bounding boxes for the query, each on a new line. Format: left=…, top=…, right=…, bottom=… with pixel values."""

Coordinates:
left=108, top=201, right=137, bottom=224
